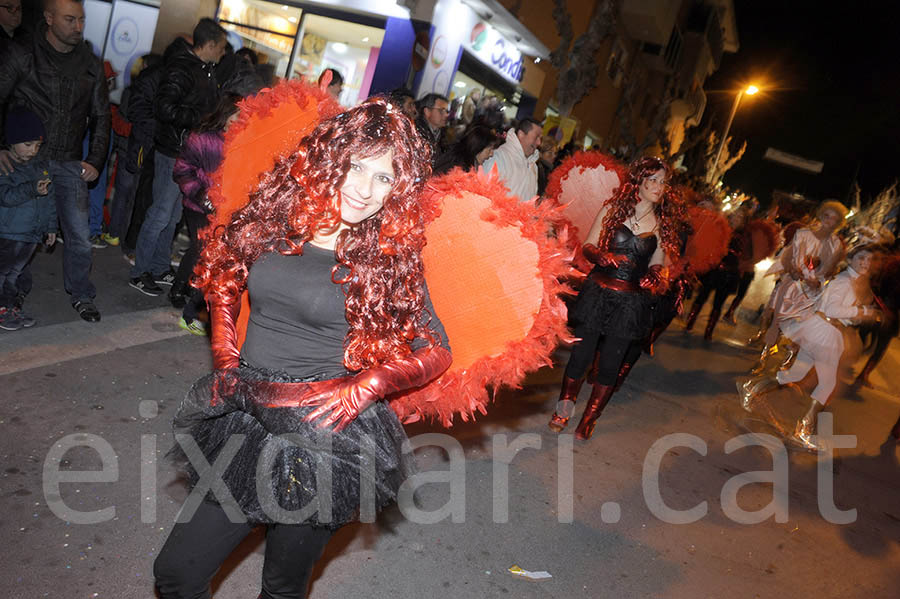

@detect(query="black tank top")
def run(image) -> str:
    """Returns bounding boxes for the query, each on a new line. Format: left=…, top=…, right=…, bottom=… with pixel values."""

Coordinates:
left=241, top=246, right=449, bottom=379
left=594, top=225, right=658, bottom=283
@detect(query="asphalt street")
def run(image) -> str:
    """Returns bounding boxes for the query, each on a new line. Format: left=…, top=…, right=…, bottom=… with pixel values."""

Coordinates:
left=1, top=246, right=898, bottom=598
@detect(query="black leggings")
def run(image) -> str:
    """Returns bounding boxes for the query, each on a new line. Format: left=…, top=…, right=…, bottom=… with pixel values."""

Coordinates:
left=173, top=211, right=210, bottom=323
left=692, top=279, right=731, bottom=314
left=564, top=323, right=643, bottom=386
left=154, top=500, right=333, bottom=599
left=730, top=271, right=754, bottom=308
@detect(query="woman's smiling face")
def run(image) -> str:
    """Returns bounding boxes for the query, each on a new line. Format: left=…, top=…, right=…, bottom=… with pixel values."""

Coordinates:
left=339, top=152, right=395, bottom=225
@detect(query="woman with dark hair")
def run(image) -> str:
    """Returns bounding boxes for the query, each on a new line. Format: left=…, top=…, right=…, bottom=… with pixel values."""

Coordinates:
left=153, top=98, right=452, bottom=598
left=547, top=157, right=685, bottom=439
left=317, top=67, right=344, bottom=102
left=432, top=124, right=501, bottom=175
left=536, top=137, right=558, bottom=197
left=169, top=93, right=243, bottom=334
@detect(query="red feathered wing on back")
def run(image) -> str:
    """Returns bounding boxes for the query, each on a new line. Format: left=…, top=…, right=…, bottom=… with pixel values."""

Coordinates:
left=544, top=150, right=626, bottom=245
left=677, top=205, right=732, bottom=276
left=389, top=167, right=576, bottom=426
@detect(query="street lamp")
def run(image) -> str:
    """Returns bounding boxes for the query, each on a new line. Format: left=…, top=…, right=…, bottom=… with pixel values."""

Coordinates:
left=707, top=84, right=760, bottom=183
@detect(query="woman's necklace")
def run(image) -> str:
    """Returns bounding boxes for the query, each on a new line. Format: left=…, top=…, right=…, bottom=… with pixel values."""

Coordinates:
left=629, top=205, right=655, bottom=231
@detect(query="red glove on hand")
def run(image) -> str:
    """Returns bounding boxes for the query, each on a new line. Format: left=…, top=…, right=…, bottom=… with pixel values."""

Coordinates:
left=582, top=243, right=629, bottom=269
left=639, top=264, right=669, bottom=295
left=302, top=346, right=452, bottom=432
left=672, top=278, right=689, bottom=315
left=210, top=299, right=242, bottom=370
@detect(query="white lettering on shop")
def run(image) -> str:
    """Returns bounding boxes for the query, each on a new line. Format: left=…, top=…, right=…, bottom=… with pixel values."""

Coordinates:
left=491, top=38, right=524, bottom=82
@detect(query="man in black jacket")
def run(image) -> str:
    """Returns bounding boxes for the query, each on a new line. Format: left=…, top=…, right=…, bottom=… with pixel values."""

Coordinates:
left=0, top=0, right=110, bottom=322
left=128, top=19, right=225, bottom=297
left=0, top=0, right=27, bottom=55
left=414, top=93, right=448, bottom=163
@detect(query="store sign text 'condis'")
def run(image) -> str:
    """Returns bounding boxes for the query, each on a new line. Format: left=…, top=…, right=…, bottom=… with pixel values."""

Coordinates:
left=469, top=22, right=524, bottom=83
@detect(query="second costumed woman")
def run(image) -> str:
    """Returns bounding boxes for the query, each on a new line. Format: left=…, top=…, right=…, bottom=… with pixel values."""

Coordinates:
left=548, top=157, right=685, bottom=440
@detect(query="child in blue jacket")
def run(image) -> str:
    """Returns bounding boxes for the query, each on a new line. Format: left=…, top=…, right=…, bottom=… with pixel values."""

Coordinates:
left=0, top=107, right=55, bottom=331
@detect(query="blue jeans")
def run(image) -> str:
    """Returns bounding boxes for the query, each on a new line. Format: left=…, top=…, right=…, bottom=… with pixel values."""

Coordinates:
left=51, top=160, right=96, bottom=303
left=131, top=152, right=182, bottom=278
left=0, top=239, right=37, bottom=308
left=108, top=166, right=137, bottom=241
left=85, top=136, right=112, bottom=237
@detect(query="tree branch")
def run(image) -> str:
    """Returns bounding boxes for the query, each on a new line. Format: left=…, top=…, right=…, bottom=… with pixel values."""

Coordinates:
left=549, top=0, right=574, bottom=71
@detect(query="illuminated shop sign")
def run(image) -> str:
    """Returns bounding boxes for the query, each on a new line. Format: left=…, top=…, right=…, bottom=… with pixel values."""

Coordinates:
left=468, top=21, right=524, bottom=83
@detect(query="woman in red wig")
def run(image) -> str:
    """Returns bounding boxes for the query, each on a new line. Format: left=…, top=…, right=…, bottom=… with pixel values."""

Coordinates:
left=548, top=157, right=685, bottom=439
left=153, top=98, right=451, bottom=598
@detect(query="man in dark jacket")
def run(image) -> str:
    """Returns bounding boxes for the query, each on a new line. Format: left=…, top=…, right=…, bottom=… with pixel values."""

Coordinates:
left=107, top=52, right=164, bottom=255
left=415, top=93, right=448, bottom=163
left=128, top=19, right=226, bottom=297
left=0, top=0, right=27, bottom=55
left=0, top=0, right=110, bottom=322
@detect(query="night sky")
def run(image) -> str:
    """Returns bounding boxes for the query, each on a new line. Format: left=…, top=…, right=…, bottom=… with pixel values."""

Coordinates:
left=702, top=1, right=900, bottom=206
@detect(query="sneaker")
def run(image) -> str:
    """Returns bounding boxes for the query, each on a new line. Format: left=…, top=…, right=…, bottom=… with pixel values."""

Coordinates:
left=72, top=300, right=101, bottom=322
left=101, top=233, right=120, bottom=246
left=11, top=307, right=35, bottom=328
left=168, top=289, right=187, bottom=309
left=123, top=252, right=136, bottom=266
left=90, top=234, right=108, bottom=249
left=153, top=269, right=177, bottom=286
left=0, top=307, right=23, bottom=331
left=178, top=316, right=207, bottom=336
left=129, top=273, right=163, bottom=296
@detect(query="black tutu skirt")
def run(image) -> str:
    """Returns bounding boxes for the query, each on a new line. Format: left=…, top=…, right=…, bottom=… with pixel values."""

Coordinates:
left=171, top=366, right=416, bottom=528
left=568, top=277, right=653, bottom=340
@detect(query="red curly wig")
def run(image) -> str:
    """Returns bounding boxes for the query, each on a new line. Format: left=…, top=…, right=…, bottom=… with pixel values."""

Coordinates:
left=596, top=156, right=685, bottom=263
left=196, top=98, right=438, bottom=371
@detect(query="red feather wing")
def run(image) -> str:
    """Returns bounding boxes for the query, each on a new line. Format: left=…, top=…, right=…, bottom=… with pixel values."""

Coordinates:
left=388, top=167, right=576, bottom=427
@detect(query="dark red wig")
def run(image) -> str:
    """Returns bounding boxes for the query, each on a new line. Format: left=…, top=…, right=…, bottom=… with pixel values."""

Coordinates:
left=196, top=98, right=437, bottom=371
left=596, top=156, right=685, bottom=263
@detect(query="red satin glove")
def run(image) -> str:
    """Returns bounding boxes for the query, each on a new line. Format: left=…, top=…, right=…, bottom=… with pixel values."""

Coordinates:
left=639, top=264, right=669, bottom=295
left=302, top=346, right=452, bottom=431
left=582, top=243, right=629, bottom=269
left=210, top=299, right=242, bottom=370
left=672, top=277, right=689, bottom=315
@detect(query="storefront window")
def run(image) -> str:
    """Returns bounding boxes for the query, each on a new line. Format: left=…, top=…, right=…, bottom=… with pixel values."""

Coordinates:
left=218, top=0, right=302, bottom=79
left=289, top=14, right=384, bottom=107
left=449, top=70, right=514, bottom=128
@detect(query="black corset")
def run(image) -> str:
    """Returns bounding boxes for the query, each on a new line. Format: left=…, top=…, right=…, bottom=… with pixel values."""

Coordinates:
left=594, top=225, right=657, bottom=283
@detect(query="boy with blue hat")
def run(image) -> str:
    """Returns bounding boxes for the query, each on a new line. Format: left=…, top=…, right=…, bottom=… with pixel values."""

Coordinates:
left=0, top=106, right=55, bottom=330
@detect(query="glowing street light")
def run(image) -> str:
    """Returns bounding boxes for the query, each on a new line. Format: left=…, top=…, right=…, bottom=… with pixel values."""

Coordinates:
left=708, top=84, right=760, bottom=183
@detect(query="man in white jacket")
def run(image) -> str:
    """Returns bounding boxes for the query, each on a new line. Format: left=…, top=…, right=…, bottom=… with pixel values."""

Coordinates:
left=483, top=117, right=542, bottom=202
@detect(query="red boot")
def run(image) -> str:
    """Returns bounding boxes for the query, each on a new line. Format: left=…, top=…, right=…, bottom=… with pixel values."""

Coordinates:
left=685, top=302, right=702, bottom=331
left=574, top=384, right=615, bottom=440
left=613, top=361, right=634, bottom=393
left=645, top=324, right=665, bottom=357
left=703, top=308, right=721, bottom=341
left=548, top=376, right=584, bottom=433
